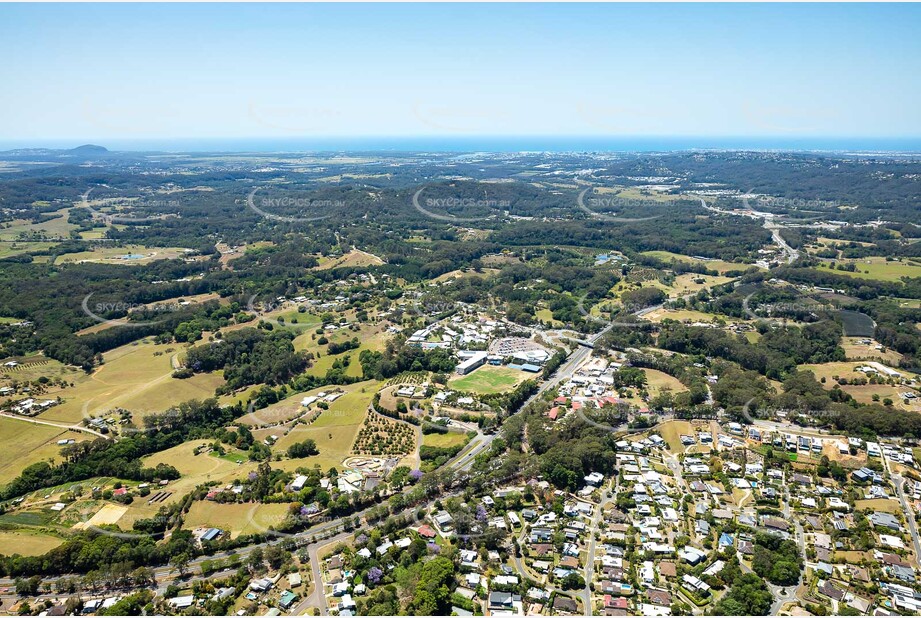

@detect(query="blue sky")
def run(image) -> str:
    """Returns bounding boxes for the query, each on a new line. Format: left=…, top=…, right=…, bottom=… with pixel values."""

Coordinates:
left=1, top=3, right=919, bottom=143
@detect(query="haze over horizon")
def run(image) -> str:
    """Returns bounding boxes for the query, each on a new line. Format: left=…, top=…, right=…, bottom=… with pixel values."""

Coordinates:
left=2, top=3, right=920, bottom=148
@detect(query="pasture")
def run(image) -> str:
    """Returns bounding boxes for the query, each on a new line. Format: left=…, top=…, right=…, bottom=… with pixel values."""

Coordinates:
left=0, top=530, right=64, bottom=557
left=314, top=249, right=384, bottom=271
left=649, top=273, right=734, bottom=299
left=254, top=381, right=381, bottom=472
left=0, top=418, right=90, bottom=487
left=640, top=250, right=761, bottom=274
left=37, top=339, right=223, bottom=425
left=842, top=337, right=903, bottom=365
left=422, top=431, right=471, bottom=449
left=54, top=245, right=191, bottom=266
left=644, top=369, right=689, bottom=396
left=650, top=420, right=695, bottom=452
left=814, top=257, right=921, bottom=283
left=449, top=365, right=529, bottom=395
left=183, top=501, right=296, bottom=538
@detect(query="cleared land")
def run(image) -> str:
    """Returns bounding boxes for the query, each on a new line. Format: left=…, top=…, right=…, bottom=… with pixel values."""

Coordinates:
left=0, top=530, right=64, bottom=556
left=53, top=245, right=191, bottom=266
left=183, top=501, right=295, bottom=538
left=814, top=257, right=921, bottom=283
left=422, top=431, right=471, bottom=449
left=314, top=249, right=384, bottom=271
left=36, top=339, right=223, bottom=425
left=641, top=250, right=761, bottom=274
left=0, top=418, right=90, bottom=487
left=649, top=273, right=734, bottom=298
left=449, top=365, right=530, bottom=395
left=855, top=498, right=903, bottom=514
left=841, top=337, right=902, bottom=364
left=255, top=381, right=380, bottom=472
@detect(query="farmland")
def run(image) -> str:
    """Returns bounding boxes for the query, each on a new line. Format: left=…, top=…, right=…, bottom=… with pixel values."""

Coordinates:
left=0, top=530, right=64, bottom=556
left=449, top=365, right=530, bottom=395
left=640, top=250, right=760, bottom=274
left=252, top=381, right=381, bottom=472
left=183, top=501, right=296, bottom=538
left=0, top=417, right=90, bottom=487
left=35, top=338, right=223, bottom=426
left=814, top=257, right=921, bottom=283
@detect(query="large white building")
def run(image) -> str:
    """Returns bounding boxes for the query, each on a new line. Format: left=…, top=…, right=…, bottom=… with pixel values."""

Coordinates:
left=456, top=351, right=488, bottom=375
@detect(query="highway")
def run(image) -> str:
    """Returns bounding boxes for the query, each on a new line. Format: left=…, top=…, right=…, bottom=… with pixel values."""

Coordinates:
left=0, top=317, right=615, bottom=606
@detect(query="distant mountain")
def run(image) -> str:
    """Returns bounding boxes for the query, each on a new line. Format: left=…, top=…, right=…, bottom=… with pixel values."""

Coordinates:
left=69, top=144, right=109, bottom=154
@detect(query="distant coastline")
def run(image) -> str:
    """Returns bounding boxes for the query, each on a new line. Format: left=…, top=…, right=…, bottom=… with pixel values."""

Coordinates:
left=2, top=136, right=921, bottom=154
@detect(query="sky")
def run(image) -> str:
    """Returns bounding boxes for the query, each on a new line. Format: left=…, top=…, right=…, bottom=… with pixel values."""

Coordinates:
left=1, top=3, right=920, bottom=147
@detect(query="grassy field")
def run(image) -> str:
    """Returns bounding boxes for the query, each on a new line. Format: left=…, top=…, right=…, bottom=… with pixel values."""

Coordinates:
left=183, top=501, right=296, bottom=538
left=36, top=339, right=223, bottom=425
left=0, top=530, right=64, bottom=556
left=842, top=337, right=903, bottom=364
left=654, top=420, right=695, bottom=452
left=0, top=418, right=91, bottom=487
left=422, top=431, right=471, bottom=449
left=254, top=381, right=381, bottom=472
left=314, top=249, right=384, bottom=271
left=813, top=257, right=921, bottom=283
left=641, top=250, right=761, bottom=274
left=449, top=365, right=529, bottom=395
left=536, top=308, right=563, bottom=327
left=649, top=273, right=734, bottom=298
left=83, top=440, right=266, bottom=531
left=800, top=361, right=920, bottom=411
left=644, top=369, right=689, bottom=395
left=54, top=245, right=191, bottom=266
left=854, top=498, right=903, bottom=514
left=300, top=327, right=388, bottom=379
left=799, top=362, right=871, bottom=383
left=0, top=355, right=83, bottom=396
left=644, top=308, right=746, bottom=325
left=0, top=211, right=75, bottom=239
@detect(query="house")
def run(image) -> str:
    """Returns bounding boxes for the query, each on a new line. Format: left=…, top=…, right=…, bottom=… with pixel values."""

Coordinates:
left=279, top=591, right=298, bottom=610
left=870, top=511, right=902, bottom=531
left=489, top=591, right=522, bottom=612
left=168, top=595, right=195, bottom=609
left=682, top=574, right=710, bottom=596
left=658, top=562, right=677, bottom=578
left=552, top=596, right=579, bottom=614
left=647, top=589, right=672, bottom=607
left=249, top=578, right=273, bottom=592
left=679, top=546, right=707, bottom=565
left=818, top=580, right=846, bottom=602
left=762, top=517, right=790, bottom=532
